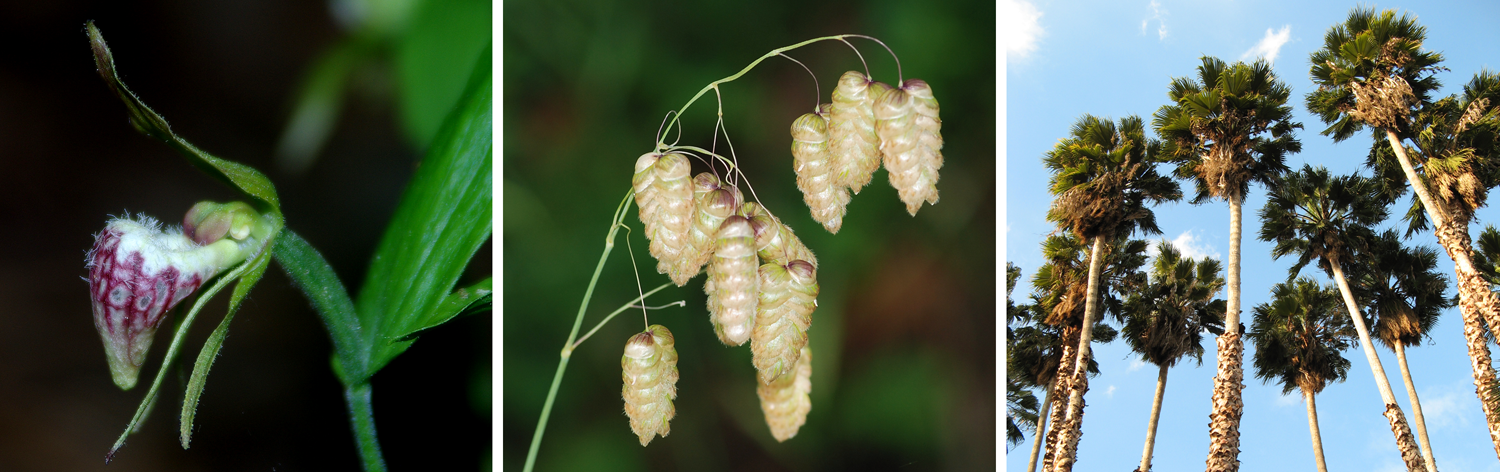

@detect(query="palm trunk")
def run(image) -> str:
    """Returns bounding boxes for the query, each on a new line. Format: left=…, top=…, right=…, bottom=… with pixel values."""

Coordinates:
left=1051, top=236, right=1106, bottom=472
left=1383, top=128, right=1500, bottom=458
left=1028, top=378, right=1055, bottom=472
left=1330, top=262, right=1426, bottom=471
left=1304, top=387, right=1328, bottom=472
left=1393, top=342, right=1438, bottom=472
left=1139, top=364, right=1168, bottom=472
left=1042, top=329, right=1080, bottom=472
left=1206, top=196, right=1245, bottom=472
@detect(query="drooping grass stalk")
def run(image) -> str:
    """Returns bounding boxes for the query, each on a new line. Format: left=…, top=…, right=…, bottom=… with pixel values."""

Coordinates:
left=524, top=189, right=653, bottom=472
left=659, top=34, right=885, bottom=150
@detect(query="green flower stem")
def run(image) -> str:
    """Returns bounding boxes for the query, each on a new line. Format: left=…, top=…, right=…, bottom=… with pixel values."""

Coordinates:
left=658, top=34, right=860, bottom=150
left=344, top=382, right=387, bottom=472
left=526, top=189, right=666, bottom=472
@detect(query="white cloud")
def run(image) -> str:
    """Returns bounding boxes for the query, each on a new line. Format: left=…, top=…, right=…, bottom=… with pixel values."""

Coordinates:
left=1275, top=391, right=1300, bottom=407
left=1127, top=359, right=1148, bottom=373
left=1106, top=385, right=1117, bottom=398
left=1418, top=382, right=1474, bottom=431
left=1147, top=230, right=1222, bottom=262
left=1001, top=0, right=1044, bottom=59
left=1142, top=0, right=1168, bottom=40
left=1241, top=25, right=1292, bottom=64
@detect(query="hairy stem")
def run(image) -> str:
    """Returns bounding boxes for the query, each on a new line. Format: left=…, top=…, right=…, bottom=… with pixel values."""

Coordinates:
left=344, top=382, right=386, bottom=472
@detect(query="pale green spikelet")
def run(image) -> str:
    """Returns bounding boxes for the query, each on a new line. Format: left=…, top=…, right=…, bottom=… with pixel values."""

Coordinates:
left=742, top=202, right=817, bottom=268
left=646, top=153, right=695, bottom=284
left=791, top=109, right=850, bottom=234
left=903, top=79, right=942, bottom=206
left=874, top=85, right=934, bottom=215
left=684, top=173, right=743, bottom=280
left=622, top=324, right=678, bottom=446
left=707, top=216, right=758, bottom=345
left=829, top=71, right=881, bottom=194
left=757, top=344, right=812, bottom=442
left=752, top=260, right=817, bottom=384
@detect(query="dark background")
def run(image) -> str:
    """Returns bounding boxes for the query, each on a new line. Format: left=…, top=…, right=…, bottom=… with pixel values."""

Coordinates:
left=503, top=0, right=995, bottom=471
left=0, top=1, right=490, bottom=470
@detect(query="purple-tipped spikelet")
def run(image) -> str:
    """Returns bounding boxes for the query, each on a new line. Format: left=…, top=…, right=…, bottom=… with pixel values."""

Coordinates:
left=645, top=153, right=695, bottom=285
left=751, top=260, right=818, bottom=384
left=829, top=71, right=881, bottom=194
left=742, top=202, right=817, bottom=268
left=874, top=84, right=938, bottom=216
left=684, top=173, right=743, bottom=280
left=622, top=324, right=679, bottom=446
left=87, top=215, right=249, bottom=390
left=707, top=216, right=758, bottom=345
left=791, top=109, right=850, bottom=234
left=757, top=344, right=812, bottom=442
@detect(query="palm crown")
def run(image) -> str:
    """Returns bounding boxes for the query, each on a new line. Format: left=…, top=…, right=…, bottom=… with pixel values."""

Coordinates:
left=1121, top=241, right=1227, bottom=368
left=1032, top=233, right=1148, bottom=327
left=1249, top=278, right=1356, bottom=395
left=1044, top=115, right=1180, bottom=241
left=1349, top=231, right=1453, bottom=350
left=1153, top=56, right=1301, bottom=204
left=1306, top=6, right=1446, bottom=141
left=1259, top=165, right=1390, bottom=278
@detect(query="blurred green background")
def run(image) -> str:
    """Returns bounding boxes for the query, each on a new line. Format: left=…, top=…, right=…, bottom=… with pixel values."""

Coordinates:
left=502, top=1, right=995, bottom=470
left=0, top=0, right=489, bottom=470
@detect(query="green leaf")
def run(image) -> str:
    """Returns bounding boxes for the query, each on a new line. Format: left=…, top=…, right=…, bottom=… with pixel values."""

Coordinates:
left=353, top=43, right=493, bottom=381
left=179, top=246, right=275, bottom=448
left=396, top=278, right=492, bottom=341
left=395, top=0, right=492, bottom=149
left=87, top=20, right=282, bottom=216
left=274, top=34, right=380, bottom=175
left=272, top=230, right=367, bottom=385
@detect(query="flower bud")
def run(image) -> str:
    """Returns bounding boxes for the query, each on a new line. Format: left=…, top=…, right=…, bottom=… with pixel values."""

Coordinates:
left=183, top=201, right=260, bottom=245
left=622, top=324, right=678, bottom=446
left=87, top=215, right=250, bottom=390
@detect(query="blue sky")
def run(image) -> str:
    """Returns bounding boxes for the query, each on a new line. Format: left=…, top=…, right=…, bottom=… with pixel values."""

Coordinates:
left=1005, top=1, right=1500, bottom=470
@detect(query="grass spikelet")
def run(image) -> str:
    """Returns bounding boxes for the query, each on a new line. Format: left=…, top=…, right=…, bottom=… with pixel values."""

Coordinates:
left=632, top=152, right=662, bottom=229
left=742, top=202, right=817, bottom=268
left=684, top=173, right=744, bottom=281
left=621, top=325, right=679, bottom=446
left=903, top=79, right=942, bottom=206
left=791, top=110, right=850, bottom=234
left=757, top=344, right=812, bottom=442
left=829, top=71, right=881, bottom=194
left=874, top=85, right=935, bottom=215
left=708, top=216, right=758, bottom=345
left=752, top=260, right=817, bottom=384
left=647, top=153, right=695, bottom=284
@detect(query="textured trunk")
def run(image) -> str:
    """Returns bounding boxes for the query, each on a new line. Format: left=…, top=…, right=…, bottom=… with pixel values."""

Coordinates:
left=1139, top=364, right=1168, bottom=472
left=1028, top=378, right=1055, bottom=472
left=1042, top=329, right=1080, bottom=472
left=1305, top=387, right=1328, bottom=472
left=1385, top=128, right=1500, bottom=458
left=1051, top=237, right=1107, bottom=472
left=1393, top=343, right=1437, bottom=472
left=1206, top=196, right=1245, bottom=472
left=1330, top=262, right=1426, bottom=471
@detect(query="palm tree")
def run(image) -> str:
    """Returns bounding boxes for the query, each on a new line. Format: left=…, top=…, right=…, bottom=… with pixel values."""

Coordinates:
left=1259, top=165, right=1425, bottom=471
left=1042, top=115, right=1179, bottom=471
left=1026, top=233, right=1143, bottom=472
left=1007, top=263, right=1040, bottom=452
left=1350, top=231, right=1454, bottom=471
left=1248, top=278, right=1357, bottom=472
left=1307, top=8, right=1500, bottom=454
left=1120, top=241, right=1226, bottom=472
left=1152, top=56, right=1301, bottom=471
